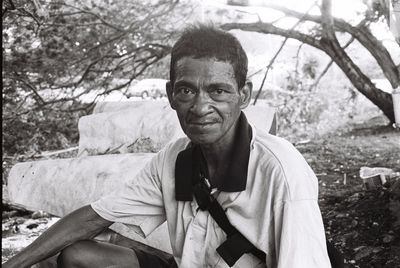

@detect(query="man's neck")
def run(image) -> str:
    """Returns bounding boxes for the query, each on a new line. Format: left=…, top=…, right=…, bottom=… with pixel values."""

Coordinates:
left=199, top=124, right=239, bottom=186
left=201, top=147, right=232, bottom=187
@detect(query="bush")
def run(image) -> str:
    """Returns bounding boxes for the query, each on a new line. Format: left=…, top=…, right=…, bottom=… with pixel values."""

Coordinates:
left=2, top=102, right=88, bottom=156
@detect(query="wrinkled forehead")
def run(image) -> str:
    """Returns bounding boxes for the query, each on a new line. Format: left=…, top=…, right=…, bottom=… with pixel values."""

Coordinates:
left=173, top=57, right=237, bottom=87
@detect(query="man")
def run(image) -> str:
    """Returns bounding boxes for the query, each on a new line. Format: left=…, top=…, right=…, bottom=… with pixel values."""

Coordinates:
left=5, top=25, right=331, bottom=268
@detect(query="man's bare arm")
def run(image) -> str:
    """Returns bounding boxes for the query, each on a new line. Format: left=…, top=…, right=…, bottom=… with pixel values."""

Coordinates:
left=4, top=205, right=112, bottom=268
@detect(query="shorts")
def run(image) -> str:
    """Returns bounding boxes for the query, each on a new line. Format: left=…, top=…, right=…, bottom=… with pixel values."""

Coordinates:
left=133, top=248, right=177, bottom=268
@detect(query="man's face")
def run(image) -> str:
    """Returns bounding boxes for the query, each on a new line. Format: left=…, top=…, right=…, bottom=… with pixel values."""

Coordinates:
left=167, top=57, right=251, bottom=146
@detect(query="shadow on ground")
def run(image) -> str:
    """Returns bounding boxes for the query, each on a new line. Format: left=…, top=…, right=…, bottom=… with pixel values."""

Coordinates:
left=295, top=115, right=400, bottom=268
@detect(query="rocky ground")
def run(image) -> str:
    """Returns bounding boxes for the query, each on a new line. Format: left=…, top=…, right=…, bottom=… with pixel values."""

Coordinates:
left=2, top=114, right=400, bottom=267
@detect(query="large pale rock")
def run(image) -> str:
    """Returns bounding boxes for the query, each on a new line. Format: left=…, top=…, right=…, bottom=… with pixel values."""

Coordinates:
left=92, top=100, right=163, bottom=114
left=79, top=101, right=184, bottom=156
left=79, top=101, right=276, bottom=156
left=7, top=153, right=172, bottom=253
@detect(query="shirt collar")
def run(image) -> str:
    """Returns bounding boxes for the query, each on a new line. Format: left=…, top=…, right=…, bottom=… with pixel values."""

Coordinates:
left=175, top=112, right=252, bottom=201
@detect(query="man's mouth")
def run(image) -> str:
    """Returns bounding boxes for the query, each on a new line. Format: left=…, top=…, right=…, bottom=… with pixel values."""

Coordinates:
left=187, top=119, right=220, bottom=126
left=189, top=121, right=216, bottom=125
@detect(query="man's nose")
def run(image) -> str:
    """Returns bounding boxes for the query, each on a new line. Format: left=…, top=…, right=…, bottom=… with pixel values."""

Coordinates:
left=189, top=91, right=212, bottom=116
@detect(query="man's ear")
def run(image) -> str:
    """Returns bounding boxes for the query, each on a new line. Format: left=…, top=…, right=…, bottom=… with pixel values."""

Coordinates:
left=239, top=80, right=252, bottom=109
left=166, top=81, right=176, bottom=110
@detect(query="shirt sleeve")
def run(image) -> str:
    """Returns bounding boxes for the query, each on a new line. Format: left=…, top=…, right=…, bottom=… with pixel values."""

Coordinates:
left=91, top=149, right=166, bottom=238
left=273, top=199, right=332, bottom=268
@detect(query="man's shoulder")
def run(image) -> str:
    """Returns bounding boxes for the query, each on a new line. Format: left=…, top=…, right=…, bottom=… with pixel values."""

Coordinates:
left=252, top=127, right=318, bottom=201
left=252, top=127, right=299, bottom=162
left=162, top=137, right=190, bottom=153
left=155, top=137, right=191, bottom=163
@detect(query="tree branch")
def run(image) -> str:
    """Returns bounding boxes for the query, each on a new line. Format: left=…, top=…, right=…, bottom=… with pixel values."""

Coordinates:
left=221, top=2, right=395, bottom=121
left=311, top=36, right=355, bottom=91
left=13, top=73, right=45, bottom=105
left=253, top=37, right=289, bottom=105
left=222, top=22, right=322, bottom=49
left=257, top=2, right=399, bottom=88
left=249, top=2, right=318, bottom=104
left=60, top=3, right=125, bottom=32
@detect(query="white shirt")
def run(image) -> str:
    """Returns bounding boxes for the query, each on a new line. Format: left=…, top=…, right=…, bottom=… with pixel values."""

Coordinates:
left=91, top=125, right=331, bottom=268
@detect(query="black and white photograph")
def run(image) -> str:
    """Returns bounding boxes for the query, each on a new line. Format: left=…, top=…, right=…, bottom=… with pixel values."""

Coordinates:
left=2, top=0, right=400, bottom=267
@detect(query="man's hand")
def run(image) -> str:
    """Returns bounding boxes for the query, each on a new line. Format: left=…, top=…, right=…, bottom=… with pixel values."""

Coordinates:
left=3, top=205, right=112, bottom=268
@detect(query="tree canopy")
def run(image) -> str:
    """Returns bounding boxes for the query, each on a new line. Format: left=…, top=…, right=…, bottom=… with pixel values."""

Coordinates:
left=222, top=0, right=399, bottom=122
left=2, top=0, right=185, bottom=113
left=2, top=0, right=186, bottom=155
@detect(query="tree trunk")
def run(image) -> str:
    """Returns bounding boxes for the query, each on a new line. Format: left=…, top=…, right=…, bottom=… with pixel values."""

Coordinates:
left=320, top=38, right=395, bottom=122
left=222, top=22, right=396, bottom=123
left=319, top=0, right=394, bottom=122
left=257, top=4, right=400, bottom=88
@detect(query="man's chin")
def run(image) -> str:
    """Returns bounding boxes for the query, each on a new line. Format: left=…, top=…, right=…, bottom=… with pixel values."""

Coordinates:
left=186, top=133, right=217, bottom=145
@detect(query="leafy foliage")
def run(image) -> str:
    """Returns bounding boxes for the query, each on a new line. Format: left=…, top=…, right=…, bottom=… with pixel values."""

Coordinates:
left=2, top=102, right=85, bottom=156
left=2, top=0, right=188, bottom=156
left=276, top=58, right=327, bottom=137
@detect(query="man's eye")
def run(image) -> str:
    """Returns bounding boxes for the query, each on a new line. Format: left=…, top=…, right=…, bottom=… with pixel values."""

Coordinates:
left=211, top=88, right=225, bottom=95
left=182, top=88, right=193, bottom=94
left=178, top=87, right=194, bottom=95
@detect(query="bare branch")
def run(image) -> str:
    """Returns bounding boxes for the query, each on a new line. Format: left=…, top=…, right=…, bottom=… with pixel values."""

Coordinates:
left=252, top=37, right=288, bottom=105
left=222, top=3, right=395, bottom=121
left=257, top=2, right=399, bottom=87
left=16, top=6, right=41, bottom=26
left=60, top=3, right=125, bottom=32
left=294, top=43, right=305, bottom=80
left=222, top=22, right=322, bottom=49
left=13, top=73, right=45, bottom=104
left=311, top=36, right=355, bottom=91
left=250, top=2, right=319, bottom=104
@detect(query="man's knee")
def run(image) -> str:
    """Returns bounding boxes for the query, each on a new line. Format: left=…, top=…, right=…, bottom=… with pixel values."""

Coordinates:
left=57, top=239, right=140, bottom=268
left=57, top=240, right=95, bottom=268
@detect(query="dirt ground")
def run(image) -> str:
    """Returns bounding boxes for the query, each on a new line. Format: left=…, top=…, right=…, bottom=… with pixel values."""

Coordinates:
left=2, top=114, right=400, bottom=267
left=295, top=115, right=400, bottom=268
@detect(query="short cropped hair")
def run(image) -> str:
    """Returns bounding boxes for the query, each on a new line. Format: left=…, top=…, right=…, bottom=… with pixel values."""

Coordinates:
left=170, top=24, right=248, bottom=89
